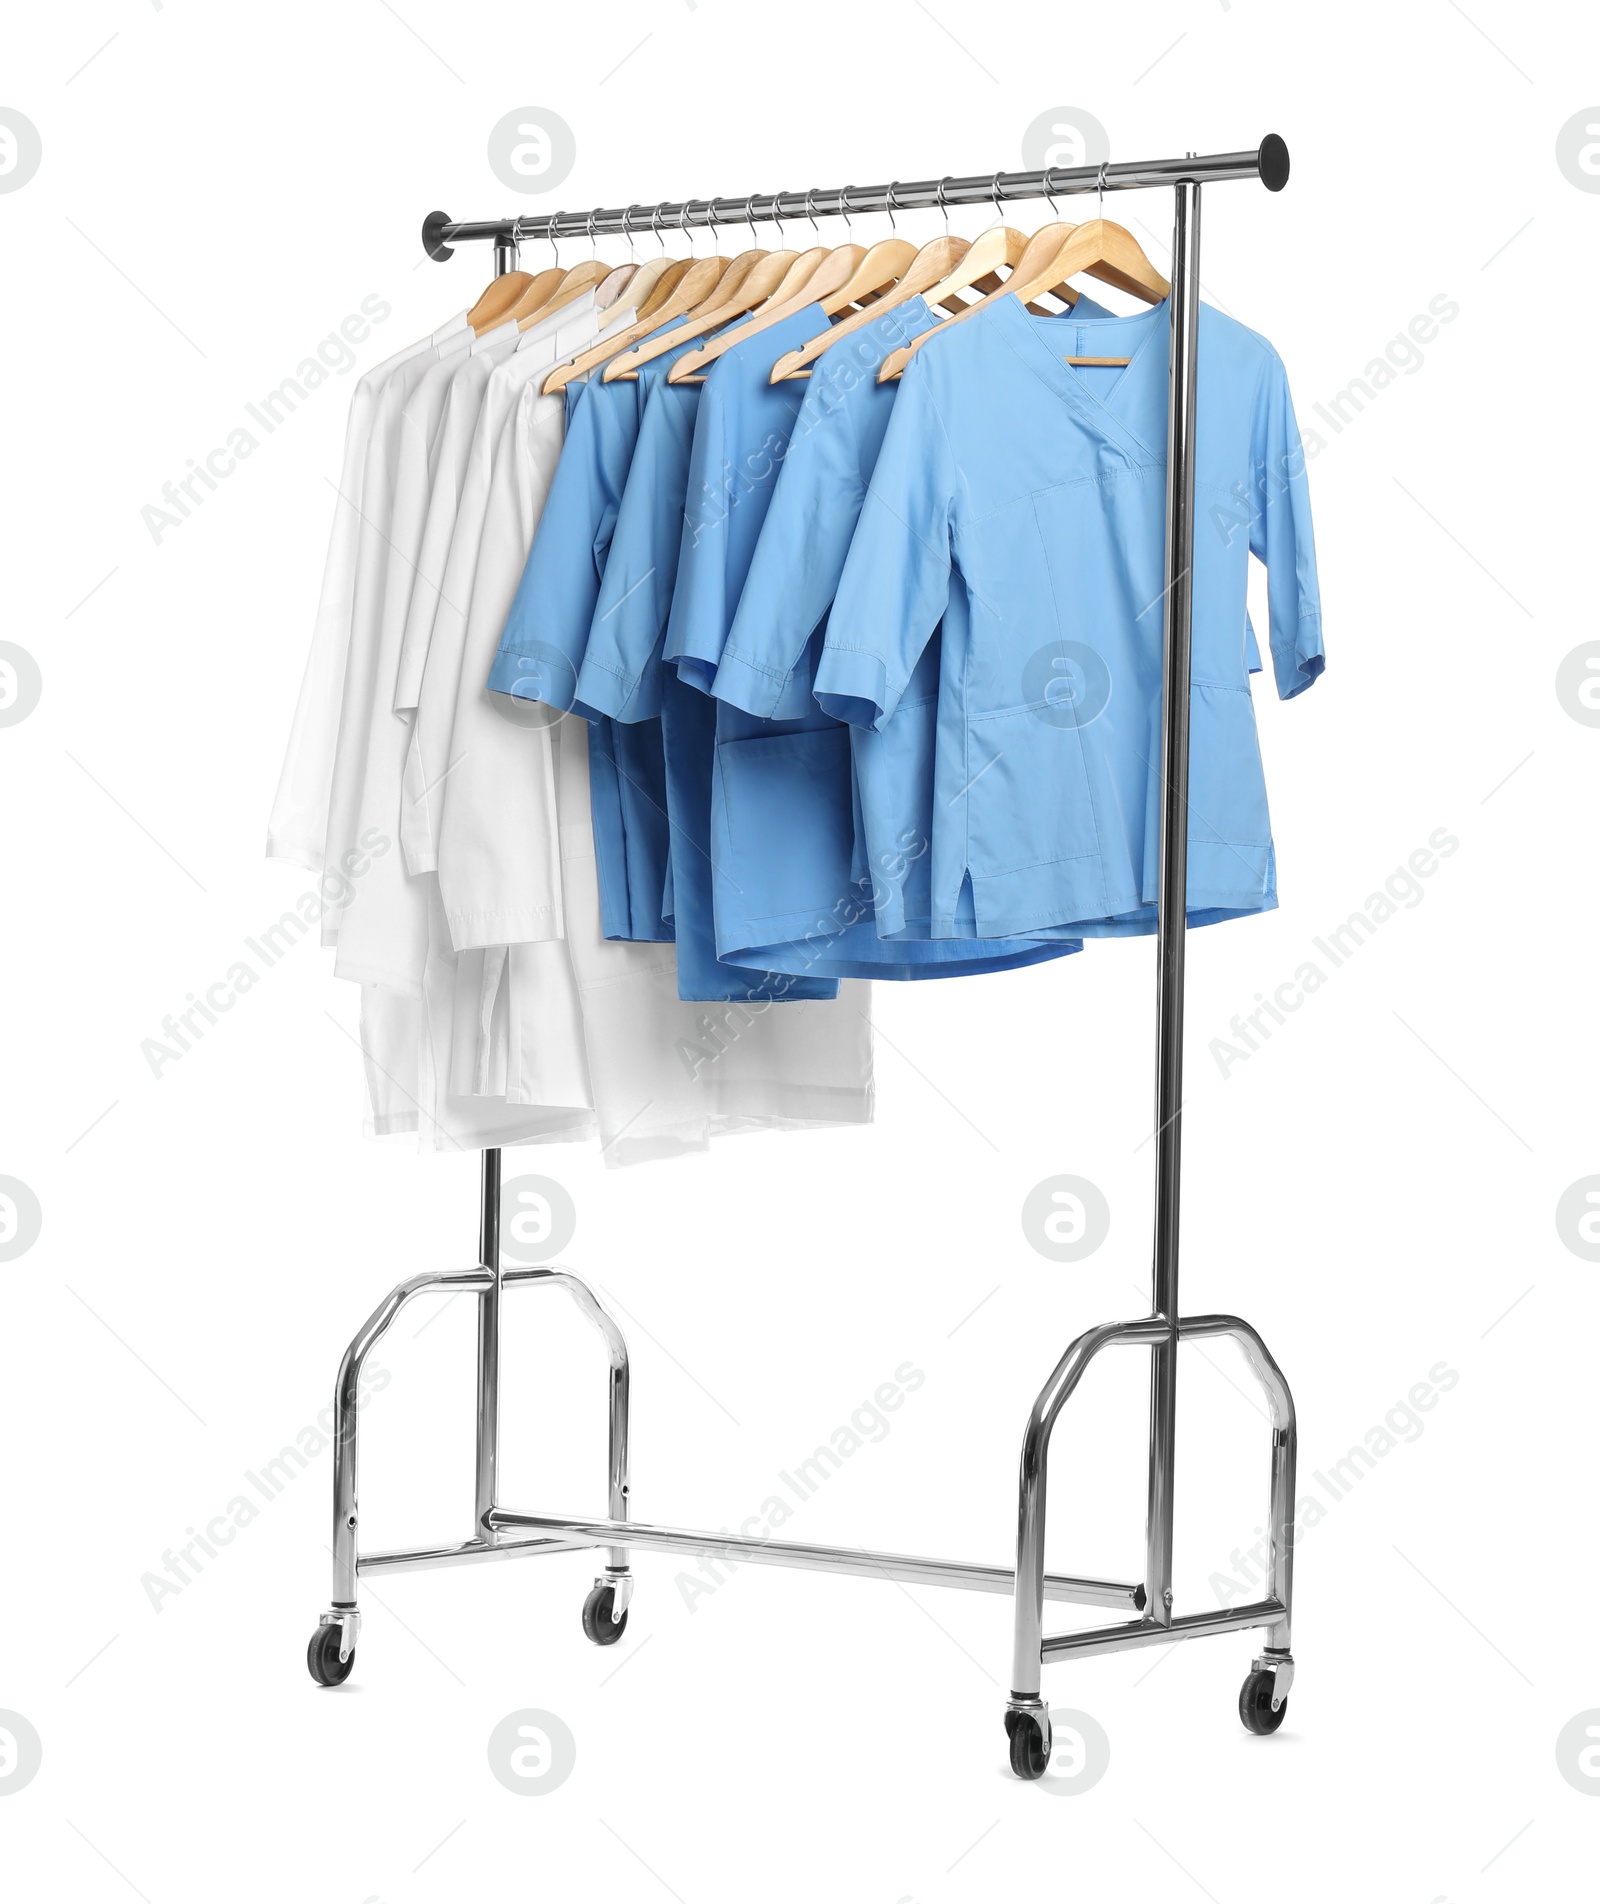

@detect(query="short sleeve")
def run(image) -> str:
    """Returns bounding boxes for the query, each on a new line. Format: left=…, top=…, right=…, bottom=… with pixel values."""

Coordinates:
left=716, top=375, right=866, bottom=719
left=660, top=376, right=737, bottom=695
left=577, top=379, right=697, bottom=723
left=1251, top=350, right=1324, bottom=700
left=485, top=381, right=609, bottom=719
left=814, top=366, right=955, bottom=729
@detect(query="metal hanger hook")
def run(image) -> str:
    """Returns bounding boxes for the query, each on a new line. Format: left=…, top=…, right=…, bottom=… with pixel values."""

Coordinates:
left=745, top=193, right=758, bottom=251
left=884, top=181, right=900, bottom=237
left=936, top=175, right=952, bottom=238
left=649, top=203, right=665, bottom=257
left=1096, top=161, right=1109, bottom=220
left=679, top=199, right=694, bottom=257
left=837, top=184, right=855, bottom=236
left=804, top=188, right=819, bottom=242
left=587, top=207, right=599, bottom=258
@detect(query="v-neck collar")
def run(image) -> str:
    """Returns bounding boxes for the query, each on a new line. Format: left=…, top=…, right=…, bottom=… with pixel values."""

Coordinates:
left=990, top=293, right=1170, bottom=465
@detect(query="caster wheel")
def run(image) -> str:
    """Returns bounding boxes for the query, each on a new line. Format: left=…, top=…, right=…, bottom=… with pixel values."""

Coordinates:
left=581, top=1582, right=628, bottom=1646
left=1004, top=1709, right=1050, bottom=1780
left=1238, top=1667, right=1287, bottom=1734
left=306, top=1623, right=354, bottom=1687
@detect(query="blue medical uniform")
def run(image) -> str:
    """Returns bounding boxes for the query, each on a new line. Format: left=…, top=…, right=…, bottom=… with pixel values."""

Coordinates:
left=486, top=350, right=674, bottom=942
left=651, top=306, right=990, bottom=982
left=577, top=324, right=839, bottom=1003
left=817, top=296, right=1323, bottom=939
left=717, top=294, right=1110, bottom=960
left=675, top=300, right=1084, bottom=979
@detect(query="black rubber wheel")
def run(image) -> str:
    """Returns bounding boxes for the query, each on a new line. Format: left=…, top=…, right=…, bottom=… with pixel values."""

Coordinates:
left=1238, top=1668, right=1287, bottom=1734
left=581, top=1583, right=628, bottom=1646
left=306, top=1623, right=354, bottom=1687
left=1005, top=1710, right=1050, bottom=1780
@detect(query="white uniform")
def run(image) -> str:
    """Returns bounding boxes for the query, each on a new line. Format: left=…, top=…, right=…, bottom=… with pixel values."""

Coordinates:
left=319, top=328, right=475, bottom=948
left=279, top=297, right=874, bottom=1164
left=333, top=322, right=522, bottom=994
left=267, top=311, right=468, bottom=873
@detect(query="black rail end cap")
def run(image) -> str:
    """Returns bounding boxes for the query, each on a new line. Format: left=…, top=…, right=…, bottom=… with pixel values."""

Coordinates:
left=421, top=209, right=455, bottom=262
left=1259, top=135, right=1290, bottom=193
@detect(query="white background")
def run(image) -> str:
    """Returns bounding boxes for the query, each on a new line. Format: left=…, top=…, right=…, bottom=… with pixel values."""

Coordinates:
left=1, top=2, right=1595, bottom=1898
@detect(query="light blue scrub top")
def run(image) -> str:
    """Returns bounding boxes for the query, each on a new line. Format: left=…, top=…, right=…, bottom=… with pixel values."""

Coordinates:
left=678, top=299, right=1084, bottom=980
left=486, top=354, right=676, bottom=941
left=577, top=324, right=839, bottom=1004
left=717, top=294, right=1109, bottom=956
left=817, top=295, right=1324, bottom=939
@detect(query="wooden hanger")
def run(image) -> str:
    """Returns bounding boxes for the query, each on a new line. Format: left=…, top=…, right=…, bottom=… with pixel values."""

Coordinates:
left=770, top=233, right=976, bottom=382
left=826, top=236, right=915, bottom=306
left=595, top=260, right=639, bottom=310
left=603, top=247, right=800, bottom=382
left=879, top=218, right=1120, bottom=380
left=667, top=243, right=865, bottom=383
left=880, top=222, right=1084, bottom=379
left=1052, top=216, right=1170, bottom=305
left=503, top=265, right=566, bottom=325
left=875, top=218, right=1082, bottom=356
left=617, top=253, right=683, bottom=322
left=542, top=253, right=733, bottom=395
left=466, top=271, right=535, bottom=335
left=523, top=258, right=613, bottom=328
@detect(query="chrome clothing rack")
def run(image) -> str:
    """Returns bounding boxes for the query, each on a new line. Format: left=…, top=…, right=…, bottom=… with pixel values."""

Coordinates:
left=309, top=138, right=1300, bottom=1776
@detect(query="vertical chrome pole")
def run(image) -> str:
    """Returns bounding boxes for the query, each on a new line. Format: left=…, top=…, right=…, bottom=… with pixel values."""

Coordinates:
left=492, top=234, right=520, bottom=276
left=474, top=1148, right=503, bottom=1534
left=1144, top=177, right=1203, bottom=1628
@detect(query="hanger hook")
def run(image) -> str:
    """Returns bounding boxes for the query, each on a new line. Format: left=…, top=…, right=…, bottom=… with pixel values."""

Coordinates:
left=990, top=170, right=1003, bottom=222
left=649, top=203, right=665, bottom=256
left=935, top=175, right=952, bottom=238
left=1096, top=161, right=1108, bottom=220
left=548, top=215, right=560, bottom=271
left=745, top=193, right=757, bottom=251
left=838, top=184, right=854, bottom=236
left=883, top=181, right=899, bottom=238
left=679, top=199, right=694, bottom=257
left=772, top=192, right=787, bottom=248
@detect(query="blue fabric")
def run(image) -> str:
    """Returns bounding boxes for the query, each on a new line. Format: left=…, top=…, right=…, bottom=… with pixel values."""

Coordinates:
left=816, top=296, right=1323, bottom=938
left=488, top=340, right=679, bottom=941
left=671, top=300, right=1084, bottom=981
left=718, top=295, right=1107, bottom=961
left=577, top=325, right=838, bottom=1003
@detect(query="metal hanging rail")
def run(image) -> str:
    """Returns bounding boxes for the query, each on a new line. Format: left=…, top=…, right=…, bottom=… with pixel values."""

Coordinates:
left=420, top=137, right=1288, bottom=260
left=309, top=135, right=1301, bottom=1780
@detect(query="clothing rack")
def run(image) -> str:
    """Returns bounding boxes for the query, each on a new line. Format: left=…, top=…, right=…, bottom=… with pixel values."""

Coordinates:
left=309, top=139, right=1300, bottom=1776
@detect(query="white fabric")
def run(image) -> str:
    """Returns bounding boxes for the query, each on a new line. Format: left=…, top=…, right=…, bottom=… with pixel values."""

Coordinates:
left=537, top=716, right=875, bottom=1165
left=318, top=328, right=475, bottom=948
left=266, top=312, right=468, bottom=871
left=402, top=291, right=607, bottom=879
left=276, top=298, right=875, bottom=1166
left=333, top=323, right=522, bottom=993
